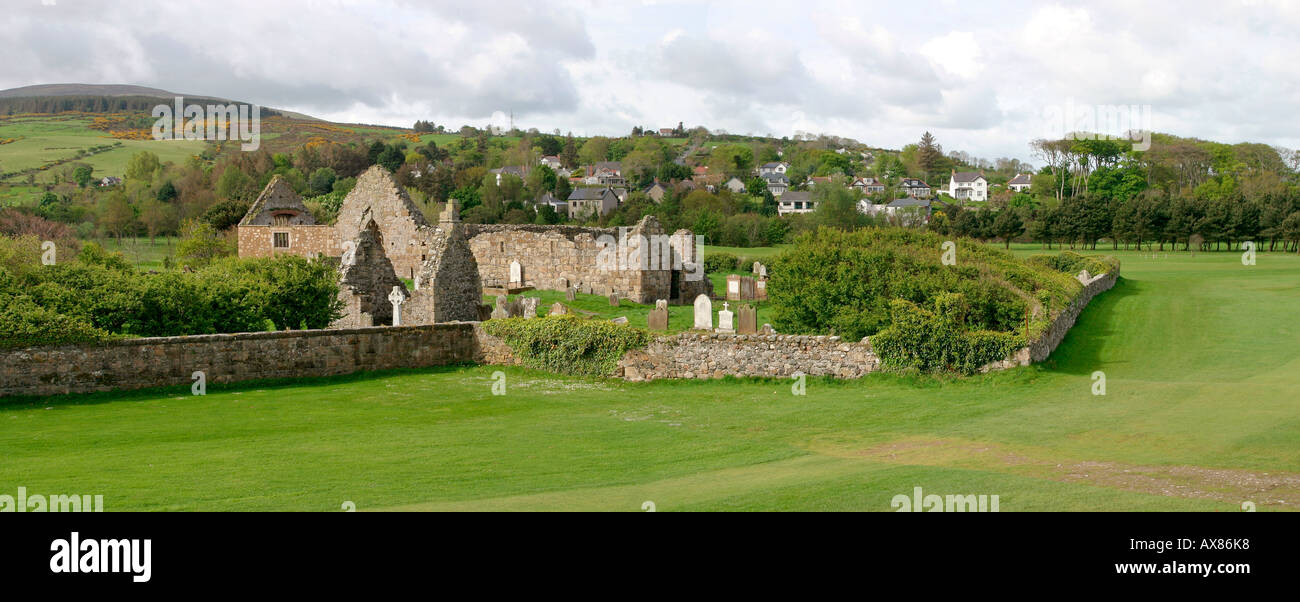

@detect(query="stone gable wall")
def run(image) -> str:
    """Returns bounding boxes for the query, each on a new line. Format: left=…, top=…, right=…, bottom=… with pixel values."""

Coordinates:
left=236, top=225, right=337, bottom=258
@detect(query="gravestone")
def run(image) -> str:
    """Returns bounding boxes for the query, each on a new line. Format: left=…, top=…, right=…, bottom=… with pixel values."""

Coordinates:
left=752, top=261, right=763, bottom=275
left=755, top=278, right=767, bottom=301
left=726, top=274, right=742, bottom=301
left=521, top=297, right=539, bottom=319
left=757, top=263, right=767, bottom=278
left=550, top=302, right=568, bottom=316
left=565, top=287, right=577, bottom=301
left=490, top=295, right=510, bottom=320
left=388, top=286, right=406, bottom=326
left=610, top=316, right=628, bottom=325
left=693, top=294, right=713, bottom=330
left=556, top=277, right=568, bottom=290
left=716, top=301, right=735, bottom=334
left=647, top=299, right=669, bottom=331
left=737, top=303, right=757, bottom=334
left=760, top=323, right=775, bottom=335
left=509, top=260, right=523, bottom=286
left=609, top=293, right=620, bottom=307
left=739, top=276, right=755, bottom=300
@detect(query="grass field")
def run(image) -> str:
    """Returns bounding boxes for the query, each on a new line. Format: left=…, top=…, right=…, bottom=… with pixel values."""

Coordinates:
left=1, top=246, right=1297, bottom=511
left=0, top=116, right=207, bottom=183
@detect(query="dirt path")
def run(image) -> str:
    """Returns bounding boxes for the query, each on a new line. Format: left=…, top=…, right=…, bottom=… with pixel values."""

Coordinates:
left=825, top=437, right=1300, bottom=509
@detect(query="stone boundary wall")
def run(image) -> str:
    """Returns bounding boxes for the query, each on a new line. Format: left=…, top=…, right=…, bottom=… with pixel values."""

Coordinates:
left=616, top=268, right=1120, bottom=381
left=0, top=269, right=1120, bottom=397
left=617, top=333, right=880, bottom=382
left=0, top=324, right=486, bottom=398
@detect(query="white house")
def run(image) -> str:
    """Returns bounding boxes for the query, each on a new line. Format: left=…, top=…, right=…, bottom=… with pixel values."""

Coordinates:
left=943, top=171, right=988, bottom=202
left=757, top=162, right=789, bottom=177
left=724, top=176, right=747, bottom=193
left=777, top=191, right=817, bottom=215
left=764, top=174, right=790, bottom=197
left=1007, top=173, right=1032, bottom=193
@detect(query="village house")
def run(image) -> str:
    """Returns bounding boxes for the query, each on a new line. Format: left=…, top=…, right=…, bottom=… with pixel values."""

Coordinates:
left=488, top=165, right=528, bottom=186
left=567, top=187, right=619, bottom=220
left=851, top=176, right=885, bottom=195
left=777, top=190, right=817, bottom=215
left=536, top=191, right=568, bottom=216
left=1007, top=173, right=1032, bottom=192
left=539, top=155, right=570, bottom=178
left=643, top=181, right=668, bottom=203
left=757, top=162, right=789, bottom=177
left=582, top=162, right=624, bottom=186
left=764, top=173, right=790, bottom=197
left=806, top=176, right=833, bottom=189
left=723, top=176, right=747, bottom=193
left=899, top=178, right=931, bottom=198
left=942, top=170, right=988, bottom=202
left=885, top=197, right=932, bottom=226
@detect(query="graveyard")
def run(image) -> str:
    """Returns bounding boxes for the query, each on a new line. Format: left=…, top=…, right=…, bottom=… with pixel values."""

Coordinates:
left=2, top=246, right=1297, bottom=511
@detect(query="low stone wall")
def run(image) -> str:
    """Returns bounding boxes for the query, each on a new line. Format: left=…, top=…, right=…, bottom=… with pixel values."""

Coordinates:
left=1027, top=267, right=1120, bottom=361
left=618, top=333, right=880, bottom=382
left=1, top=268, right=1120, bottom=397
left=616, top=269, right=1120, bottom=381
left=0, top=324, right=485, bottom=398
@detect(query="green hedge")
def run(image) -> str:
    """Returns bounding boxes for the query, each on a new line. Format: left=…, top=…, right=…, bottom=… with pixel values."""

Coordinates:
left=1025, top=251, right=1118, bottom=279
left=871, top=293, right=1025, bottom=374
left=483, top=315, right=650, bottom=377
left=767, top=227, right=1084, bottom=341
left=0, top=247, right=343, bottom=349
left=0, top=296, right=113, bottom=349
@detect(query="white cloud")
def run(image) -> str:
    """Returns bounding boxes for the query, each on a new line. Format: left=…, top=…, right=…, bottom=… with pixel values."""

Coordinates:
left=4, top=0, right=1300, bottom=160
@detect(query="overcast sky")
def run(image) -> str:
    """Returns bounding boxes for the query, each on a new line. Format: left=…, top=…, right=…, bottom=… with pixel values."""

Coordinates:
left=5, top=0, right=1300, bottom=163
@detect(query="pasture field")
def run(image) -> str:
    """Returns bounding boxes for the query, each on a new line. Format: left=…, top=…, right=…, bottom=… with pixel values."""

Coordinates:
left=1, top=247, right=1296, bottom=511
left=0, top=115, right=207, bottom=183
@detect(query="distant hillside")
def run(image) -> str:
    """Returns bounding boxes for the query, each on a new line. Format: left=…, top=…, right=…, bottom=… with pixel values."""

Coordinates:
left=0, top=83, right=203, bottom=99
left=0, top=83, right=296, bottom=118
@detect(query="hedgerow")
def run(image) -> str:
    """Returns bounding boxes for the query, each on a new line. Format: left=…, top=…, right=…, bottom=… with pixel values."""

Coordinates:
left=871, top=294, right=1026, bottom=374
left=766, top=227, right=1116, bottom=374
left=0, top=245, right=343, bottom=349
left=483, top=315, right=650, bottom=377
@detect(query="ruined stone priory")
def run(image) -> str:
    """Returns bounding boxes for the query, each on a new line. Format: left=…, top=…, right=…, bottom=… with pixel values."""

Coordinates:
left=237, top=166, right=714, bottom=323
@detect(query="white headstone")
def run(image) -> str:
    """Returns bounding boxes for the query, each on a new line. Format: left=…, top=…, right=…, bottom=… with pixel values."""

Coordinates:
left=521, top=297, right=539, bottom=319
left=509, top=260, right=523, bottom=286
left=693, top=294, right=713, bottom=330
left=716, top=301, right=734, bottom=333
left=388, top=286, right=406, bottom=326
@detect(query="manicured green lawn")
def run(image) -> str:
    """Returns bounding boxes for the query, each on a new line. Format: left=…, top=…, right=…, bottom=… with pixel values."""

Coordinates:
left=2, top=246, right=1297, bottom=511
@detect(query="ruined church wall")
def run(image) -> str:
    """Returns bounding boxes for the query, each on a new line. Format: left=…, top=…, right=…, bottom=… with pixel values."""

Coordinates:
left=464, top=224, right=674, bottom=304
left=236, top=225, right=337, bottom=259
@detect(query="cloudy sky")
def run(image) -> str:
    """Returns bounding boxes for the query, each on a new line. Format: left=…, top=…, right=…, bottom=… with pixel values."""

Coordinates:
left=5, top=0, right=1300, bottom=162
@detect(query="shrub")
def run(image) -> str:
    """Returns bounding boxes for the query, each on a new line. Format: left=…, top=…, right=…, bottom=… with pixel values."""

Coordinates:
left=0, top=295, right=111, bottom=349
left=871, top=295, right=1025, bottom=374
left=702, top=251, right=738, bottom=274
left=767, top=227, right=1088, bottom=341
left=483, top=315, right=650, bottom=377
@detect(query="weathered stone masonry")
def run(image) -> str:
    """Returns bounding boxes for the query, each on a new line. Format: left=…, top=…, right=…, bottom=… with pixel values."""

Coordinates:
left=0, top=324, right=494, bottom=398
left=237, top=167, right=711, bottom=307
left=0, top=267, right=1116, bottom=397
